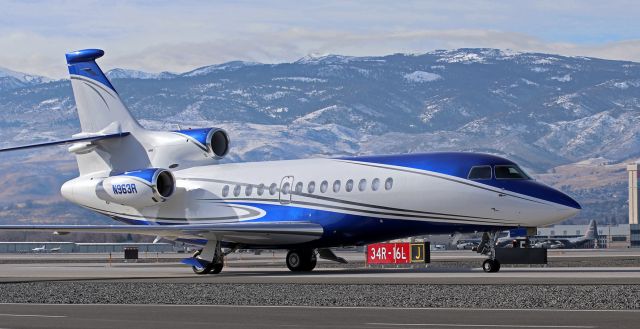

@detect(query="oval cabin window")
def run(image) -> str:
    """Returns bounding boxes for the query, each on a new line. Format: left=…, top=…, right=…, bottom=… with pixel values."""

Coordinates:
left=372, top=178, right=380, bottom=191
left=358, top=179, right=367, bottom=191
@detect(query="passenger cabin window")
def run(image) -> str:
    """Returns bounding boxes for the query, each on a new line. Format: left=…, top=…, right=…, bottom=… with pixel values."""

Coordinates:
left=308, top=181, right=316, bottom=193
left=385, top=177, right=393, bottom=190
left=295, top=182, right=303, bottom=194
left=468, top=166, right=492, bottom=180
left=245, top=184, right=253, bottom=196
left=372, top=178, right=380, bottom=191
left=233, top=185, right=241, bottom=197
left=358, top=179, right=367, bottom=192
left=269, top=183, right=277, bottom=195
left=222, top=185, right=229, bottom=197
left=320, top=180, right=328, bottom=193
left=257, top=184, right=265, bottom=196
left=333, top=180, right=341, bottom=193
left=494, top=165, right=530, bottom=180
left=282, top=182, right=291, bottom=195
left=346, top=179, right=354, bottom=192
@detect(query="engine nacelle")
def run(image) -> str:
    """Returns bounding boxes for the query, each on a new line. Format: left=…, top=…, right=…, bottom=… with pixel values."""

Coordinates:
left=173, top=127, right=229, bottom=159
left=99, top=168, right=175, bottom=208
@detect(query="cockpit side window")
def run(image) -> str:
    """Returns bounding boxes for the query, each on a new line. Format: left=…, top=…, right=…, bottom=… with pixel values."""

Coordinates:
left=494, top=165, right=530, bottom=179
left=468, top=166, right=492, bottom=180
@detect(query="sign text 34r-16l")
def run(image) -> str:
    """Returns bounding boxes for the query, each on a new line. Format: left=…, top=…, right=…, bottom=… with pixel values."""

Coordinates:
left=367, top=243, right=427, bottom=264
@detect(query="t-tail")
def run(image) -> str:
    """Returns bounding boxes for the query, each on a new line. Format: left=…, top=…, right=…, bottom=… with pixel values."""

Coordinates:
left=66, top=49, right=143, bottom=135
left=0, top=49, right=230, bottom=207
left=64, top=47, right=230, bottom=184
left=584, top=219, right=598, bottom=240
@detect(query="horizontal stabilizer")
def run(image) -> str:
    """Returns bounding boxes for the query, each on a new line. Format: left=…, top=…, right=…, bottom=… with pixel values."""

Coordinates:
left=0, top=132, right=130, bottom=153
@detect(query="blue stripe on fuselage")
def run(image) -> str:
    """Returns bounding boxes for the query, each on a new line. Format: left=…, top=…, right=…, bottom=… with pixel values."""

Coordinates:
left=108, top=201, right=514, bottom=248
left=341, top=152, right=580, bottom=210
left=232, top=202, right=512, bottom=247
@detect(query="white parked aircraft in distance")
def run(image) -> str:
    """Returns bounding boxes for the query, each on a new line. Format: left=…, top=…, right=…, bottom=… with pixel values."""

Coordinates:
left=0, top=49, right=581, bottom=273
left=31, top=245, right=46, bottom=253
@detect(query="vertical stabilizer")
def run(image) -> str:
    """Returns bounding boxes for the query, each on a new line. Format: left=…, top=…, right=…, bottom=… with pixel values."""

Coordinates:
left=66, top=49, right=150, bottom=175
left=585, top=219, right=598, bottom=240
left=66, top=49, right=142, bottom=133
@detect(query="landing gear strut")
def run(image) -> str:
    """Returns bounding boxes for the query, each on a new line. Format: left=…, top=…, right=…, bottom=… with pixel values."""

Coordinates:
left=478, top=231, right=501, bottom=273
left=191, top=240, right=225, bottom=275
left=286, top=249, right=317, bottom=272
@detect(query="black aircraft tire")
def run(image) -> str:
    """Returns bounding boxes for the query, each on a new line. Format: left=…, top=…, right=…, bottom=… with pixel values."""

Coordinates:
left=286, top=249, right=316, bottom=272
left=482, top=259, right=498, bottom=273
left=210, top=262, right=224, bottom=274
left=302, top=254, right=317, bottom=272
left=190, top=249, right=224, bottom=275
left=192, top=263, right=213, bottom=275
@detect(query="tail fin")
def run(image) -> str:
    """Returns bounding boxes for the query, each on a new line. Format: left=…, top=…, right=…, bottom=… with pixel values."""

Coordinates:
left=66, top=49, right=141, bottom=133
left=66, top=49, right=150, bottom=175
left=584, top=220, right=598, bottom=240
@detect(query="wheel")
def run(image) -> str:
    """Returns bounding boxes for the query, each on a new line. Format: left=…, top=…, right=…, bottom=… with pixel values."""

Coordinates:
left=302, top=254, right=317, bottom=271
left=210, top=262, right=224, bottom=274
left=482, top=259, right=500, bottom=273
left=286, top=249, right=316, bottom=272
left=190, top=249, right=224, bottom=275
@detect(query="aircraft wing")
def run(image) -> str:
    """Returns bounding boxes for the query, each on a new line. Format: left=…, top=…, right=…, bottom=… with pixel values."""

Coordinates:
left=0, top=132, right=130, bottom=153
left=0, top=221, right=324, bottom=245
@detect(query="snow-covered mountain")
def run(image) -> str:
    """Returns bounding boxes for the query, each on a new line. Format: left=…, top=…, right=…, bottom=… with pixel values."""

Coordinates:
left=0, top=48, right=638, bottom=225
left=0, top=67, right=50, bottom=90
left=106, top=68, right=176, bottom=80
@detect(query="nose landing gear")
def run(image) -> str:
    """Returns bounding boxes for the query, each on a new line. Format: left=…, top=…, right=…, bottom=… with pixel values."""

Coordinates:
left=477, top=231, right=501, bottom=273
left=482, top=258, right=501, bottom=273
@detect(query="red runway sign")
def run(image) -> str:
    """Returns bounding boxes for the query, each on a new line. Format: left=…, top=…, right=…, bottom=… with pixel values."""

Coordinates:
left=367, top=243, right=427, bottom=264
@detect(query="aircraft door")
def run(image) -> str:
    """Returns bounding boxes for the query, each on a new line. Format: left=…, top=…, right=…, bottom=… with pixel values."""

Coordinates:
left=279, top=176, right=294, bottom=204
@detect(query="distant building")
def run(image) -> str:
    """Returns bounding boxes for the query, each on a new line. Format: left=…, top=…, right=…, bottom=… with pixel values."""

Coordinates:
left=0, top=242, right=175, bottom=253
left=628, top=164, right=640, bottom=247
left=536, top=224, right=629, bottom=248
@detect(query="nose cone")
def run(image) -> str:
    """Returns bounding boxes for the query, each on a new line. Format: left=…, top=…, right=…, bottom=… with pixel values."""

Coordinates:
left=552, top=188, right=581, bottom=211
left=542, top=184, right=581, bottom=220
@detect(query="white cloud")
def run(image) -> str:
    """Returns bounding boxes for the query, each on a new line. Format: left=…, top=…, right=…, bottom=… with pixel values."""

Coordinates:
left=0, top=1, right=638, bottom=78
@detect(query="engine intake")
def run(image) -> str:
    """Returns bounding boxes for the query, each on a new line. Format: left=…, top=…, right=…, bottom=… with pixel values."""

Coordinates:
left=174, top=127, right=229, bottom=159
left=99, top=168, right=175, bottom=208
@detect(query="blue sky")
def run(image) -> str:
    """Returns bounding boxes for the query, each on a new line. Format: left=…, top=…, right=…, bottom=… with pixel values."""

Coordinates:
left=1, top=0, right=638, bottom=78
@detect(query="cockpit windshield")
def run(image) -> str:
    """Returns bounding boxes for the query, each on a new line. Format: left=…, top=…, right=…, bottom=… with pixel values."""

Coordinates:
left=494, top=165, right=531, bottom=180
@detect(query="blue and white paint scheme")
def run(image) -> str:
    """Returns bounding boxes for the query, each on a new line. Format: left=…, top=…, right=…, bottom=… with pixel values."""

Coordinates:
left=0, top=49, right=580, bottom=274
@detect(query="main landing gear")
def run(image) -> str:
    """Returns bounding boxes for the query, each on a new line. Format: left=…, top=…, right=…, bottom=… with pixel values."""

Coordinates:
left=477, top=231, right=501, bottom=273
left=189, top=240, right=230, bottom=275
left=286, top=249, right=317, bottom=272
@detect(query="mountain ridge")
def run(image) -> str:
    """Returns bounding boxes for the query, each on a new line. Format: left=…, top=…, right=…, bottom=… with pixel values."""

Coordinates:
left=0, top=48, right=638, bottom=225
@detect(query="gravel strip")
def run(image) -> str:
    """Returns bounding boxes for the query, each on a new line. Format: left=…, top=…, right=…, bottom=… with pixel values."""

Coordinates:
left=0, top=282, right=638, bottom=310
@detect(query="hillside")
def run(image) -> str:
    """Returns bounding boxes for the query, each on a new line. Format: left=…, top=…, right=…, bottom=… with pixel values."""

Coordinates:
left=0, top=48, right=638, bottom=225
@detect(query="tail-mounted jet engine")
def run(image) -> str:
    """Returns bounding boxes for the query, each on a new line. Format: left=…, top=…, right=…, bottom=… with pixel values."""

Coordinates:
left=172, top=127, right=229, bottom=159
left=148, top=127, right=230, bottom=169
left=98, top=168, right=175, bottom=208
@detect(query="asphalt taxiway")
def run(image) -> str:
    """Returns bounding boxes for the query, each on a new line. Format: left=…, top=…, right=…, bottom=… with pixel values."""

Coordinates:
left=1, top=250, right=639, bottom=327
left=2, top=262, right=640, bottom=284
left=0, top=304, right=638, bottom=329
